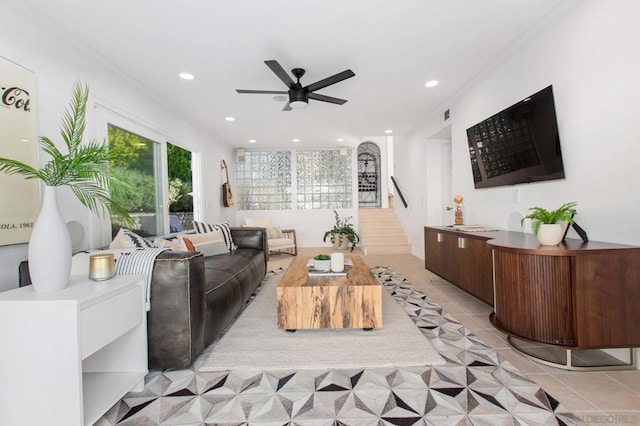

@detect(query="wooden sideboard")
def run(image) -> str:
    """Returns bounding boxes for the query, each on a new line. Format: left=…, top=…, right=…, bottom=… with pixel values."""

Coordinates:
left=424, top=226, right=640, bottom=369
left=424, top=226, right=501, bottom=305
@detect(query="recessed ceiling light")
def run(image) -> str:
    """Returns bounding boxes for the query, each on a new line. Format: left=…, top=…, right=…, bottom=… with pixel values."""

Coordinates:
left=385, top=129, right=393, bottom=134
left=425, top=80, right=439, bottom=88
left=273, top=95, right=287, bottom=102
left=292, top=138, right=300, bottom=143
left=179, top=72, right=195, bottom=80
left=249, top=139, right=257, bottom=143
left=337, top=138, right=344, bottom=142
left=225, top=116, right=235, bottom=122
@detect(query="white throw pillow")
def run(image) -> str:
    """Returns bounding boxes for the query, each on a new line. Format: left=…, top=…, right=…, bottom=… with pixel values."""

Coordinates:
left=266, top=226, right=283, bottom=239
left=194, top=239, right=229, bottom=256
left=179, top=231, right=223, bottom=245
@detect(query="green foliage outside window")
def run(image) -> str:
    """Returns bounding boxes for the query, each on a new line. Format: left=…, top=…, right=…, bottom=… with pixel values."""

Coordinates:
left=167, top=143, right=192, bottom=212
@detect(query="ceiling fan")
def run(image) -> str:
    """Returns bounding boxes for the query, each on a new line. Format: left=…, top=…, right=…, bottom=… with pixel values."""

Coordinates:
left=236, top=60, right=355, bottom=111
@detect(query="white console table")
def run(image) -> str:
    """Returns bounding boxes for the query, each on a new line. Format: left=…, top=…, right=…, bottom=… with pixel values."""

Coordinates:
left=0, top=274, right=148, bottom=425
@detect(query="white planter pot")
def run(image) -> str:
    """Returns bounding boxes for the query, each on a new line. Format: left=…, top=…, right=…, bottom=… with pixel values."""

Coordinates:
left=314, top=259, right=331, bottom=271
left=28, top=186, right=72, bottom=292
left=536, top=223, right=564, bottom=246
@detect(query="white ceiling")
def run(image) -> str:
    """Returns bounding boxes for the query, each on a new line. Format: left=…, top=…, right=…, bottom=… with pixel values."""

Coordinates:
left=18, top=0, right=569, bottom=149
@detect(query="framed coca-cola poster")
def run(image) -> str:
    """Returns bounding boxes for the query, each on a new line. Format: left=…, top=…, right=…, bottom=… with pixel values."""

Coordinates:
left=0, top=57, right=39, bottom=246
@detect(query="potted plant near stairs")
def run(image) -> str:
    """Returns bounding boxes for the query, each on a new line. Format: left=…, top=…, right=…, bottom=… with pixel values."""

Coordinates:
left=323, top=210, right=360, bottom=251
left=521, top=201, right=577, bottom=245
left=0, top=81, right=133, bottom=292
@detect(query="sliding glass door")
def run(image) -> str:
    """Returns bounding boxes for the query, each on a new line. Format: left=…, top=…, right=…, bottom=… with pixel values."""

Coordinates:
left=108, top=124, right=163, bottom=237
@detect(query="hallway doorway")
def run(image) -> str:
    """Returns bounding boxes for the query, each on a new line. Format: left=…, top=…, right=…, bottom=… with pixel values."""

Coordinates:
left=358, top=141, right=381, bottom=208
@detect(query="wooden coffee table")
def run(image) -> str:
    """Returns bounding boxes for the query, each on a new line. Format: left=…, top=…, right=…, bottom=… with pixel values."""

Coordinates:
left=276, top=254, right=382, bottom=330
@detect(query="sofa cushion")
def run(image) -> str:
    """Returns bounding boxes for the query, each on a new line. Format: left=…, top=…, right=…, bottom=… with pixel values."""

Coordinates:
left=201, top=248, right=266, bottom=345
left=269, top=237, right=295, bottom=249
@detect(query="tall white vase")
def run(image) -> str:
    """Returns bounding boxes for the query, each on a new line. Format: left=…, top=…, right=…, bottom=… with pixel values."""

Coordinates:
left=28, top=186, right=72, bottom=292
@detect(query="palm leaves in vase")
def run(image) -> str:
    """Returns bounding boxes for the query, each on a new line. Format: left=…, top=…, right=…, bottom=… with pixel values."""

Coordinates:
left=0, top=81, right=133, bottom=225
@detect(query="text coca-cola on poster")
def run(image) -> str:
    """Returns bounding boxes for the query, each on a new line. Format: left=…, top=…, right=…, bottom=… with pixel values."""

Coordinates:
left=1, top=86, right=30, bottom=112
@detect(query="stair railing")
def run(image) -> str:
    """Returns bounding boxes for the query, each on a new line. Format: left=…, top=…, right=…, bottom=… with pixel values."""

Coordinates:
left=390, top=176, right=408, bottom=208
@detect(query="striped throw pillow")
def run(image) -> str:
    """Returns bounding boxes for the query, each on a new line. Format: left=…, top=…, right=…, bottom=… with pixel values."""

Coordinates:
left=192, top=220, right=236, bottom=251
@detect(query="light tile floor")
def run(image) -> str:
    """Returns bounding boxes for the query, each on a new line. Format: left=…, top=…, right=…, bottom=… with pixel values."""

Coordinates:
left=275, top=248, right=640, bottom=425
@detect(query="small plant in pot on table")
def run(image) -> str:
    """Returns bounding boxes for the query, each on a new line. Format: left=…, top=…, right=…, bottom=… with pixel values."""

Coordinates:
left=521, top=201, right=577, bottom=245
left=322, top=210, right=360, bottom=251
left=313, top=254, right=331, bottom=271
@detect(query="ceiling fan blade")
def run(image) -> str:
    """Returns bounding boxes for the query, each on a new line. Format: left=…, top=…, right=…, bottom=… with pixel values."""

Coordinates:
left=308, top=93, right=348, bottom=105
left=282, top=102, right=292, bottom=111
left=305, top=69, right=355, bottom=93
left=236, top=89, right=288, bottom=94
left=265, top=60, right=295, bottom=88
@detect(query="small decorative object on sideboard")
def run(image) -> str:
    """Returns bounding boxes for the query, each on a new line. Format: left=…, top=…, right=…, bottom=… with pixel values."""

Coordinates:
left=521, top=201, right=577, bottom=245
left=89, top=253, right=116, bottom=281
left=0, top=81, right=134, bottom=292
left=312, top=254, right=331, bottom=272
left=453, top=195, right=464, bottom=225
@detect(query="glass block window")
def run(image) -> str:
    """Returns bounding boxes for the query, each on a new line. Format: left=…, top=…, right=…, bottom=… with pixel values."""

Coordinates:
left=296, top=150, right=352, bottom=209
left=236, top=151, right=291, bottom=210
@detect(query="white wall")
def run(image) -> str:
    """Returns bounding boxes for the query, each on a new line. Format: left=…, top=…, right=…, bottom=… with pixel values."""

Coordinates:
left=0, top=3, right=233, bottom=291
left=395, top=0, right=640, bottom=368
left=400, top=0, right=640, bottom=252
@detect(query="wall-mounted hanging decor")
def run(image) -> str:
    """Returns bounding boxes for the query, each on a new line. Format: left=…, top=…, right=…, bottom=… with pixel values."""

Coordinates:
left=0, top=57, right=39, bottom=246
left=221, top=160, right=234, bottom=207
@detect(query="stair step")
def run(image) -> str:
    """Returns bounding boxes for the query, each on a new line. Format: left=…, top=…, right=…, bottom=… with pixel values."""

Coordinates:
left=358, top=219, right=401, bottom=228
left=357, top=208, right=410, bottom=256
left=361, top=235, right=408, bottom=245
left=360, top=227, right=405, bottom=236
left=364, top=244, right=412, bottom=255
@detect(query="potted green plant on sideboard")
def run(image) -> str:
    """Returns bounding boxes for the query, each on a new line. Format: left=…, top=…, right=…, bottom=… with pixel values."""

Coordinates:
left=0, top=81, right=133, bottom=292
left=323, top=210, right=360, bottom=251
left=521, top=201, right=577, bottom=245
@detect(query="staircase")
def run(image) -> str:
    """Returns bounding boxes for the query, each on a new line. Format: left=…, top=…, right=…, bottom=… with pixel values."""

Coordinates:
left=358, top=208, right=411, bottom=255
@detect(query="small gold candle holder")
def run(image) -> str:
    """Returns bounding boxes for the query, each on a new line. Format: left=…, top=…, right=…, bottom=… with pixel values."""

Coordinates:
left=89, top=253, right=115, bottom=281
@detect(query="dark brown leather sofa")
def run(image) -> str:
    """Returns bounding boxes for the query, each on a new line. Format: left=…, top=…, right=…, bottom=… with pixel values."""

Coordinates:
left=147, top=227, right=267, bottom=370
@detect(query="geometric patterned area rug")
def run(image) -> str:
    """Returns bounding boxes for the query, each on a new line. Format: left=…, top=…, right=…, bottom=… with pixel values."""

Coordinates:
left=97, top=266, right=582, bottom=425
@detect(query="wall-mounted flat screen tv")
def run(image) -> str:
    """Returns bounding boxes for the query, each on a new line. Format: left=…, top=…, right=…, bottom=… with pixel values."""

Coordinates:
left=465, top=85, right=565, bottom=189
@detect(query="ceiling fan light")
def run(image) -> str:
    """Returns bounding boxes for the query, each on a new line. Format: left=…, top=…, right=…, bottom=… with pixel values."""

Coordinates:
left=290, top=100, right=308, bottom=109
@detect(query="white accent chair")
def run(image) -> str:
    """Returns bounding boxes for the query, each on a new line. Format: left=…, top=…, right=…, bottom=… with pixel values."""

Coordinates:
left=243, top=218, right=297, bottom=257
